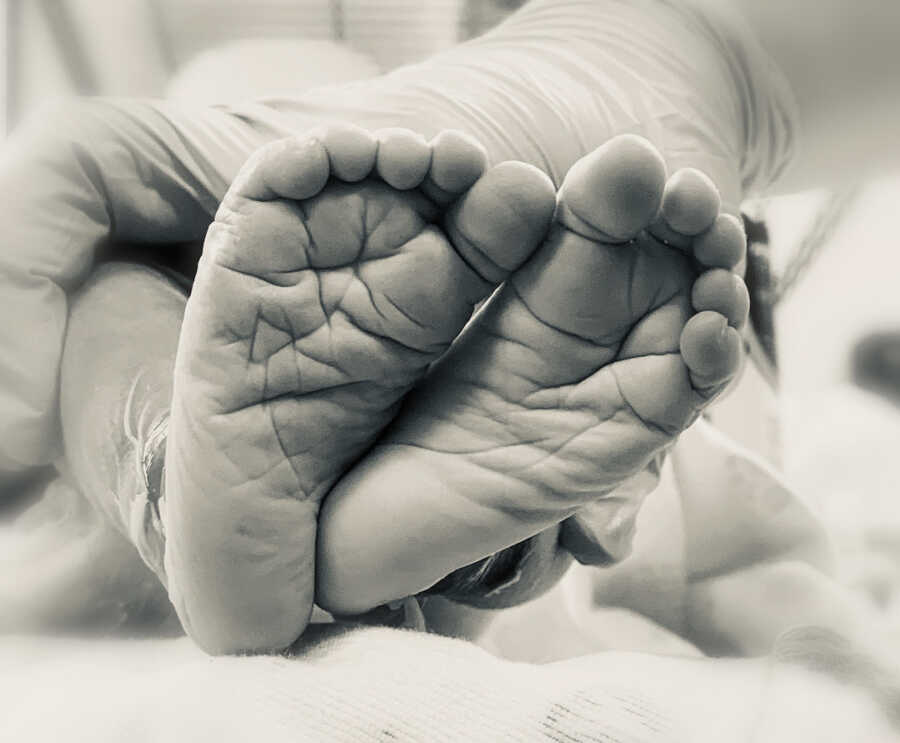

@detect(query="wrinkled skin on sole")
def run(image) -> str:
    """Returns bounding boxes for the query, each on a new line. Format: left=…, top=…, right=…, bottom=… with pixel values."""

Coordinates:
left=317, top=135, right=750, bottom=614
left=163, top=126, right=556, bottom=653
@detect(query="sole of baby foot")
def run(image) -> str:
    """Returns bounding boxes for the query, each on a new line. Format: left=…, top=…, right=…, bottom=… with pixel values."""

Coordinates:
left=317, top=134, right=749, bottom=615
left=163, top=125, right=556, bottom=653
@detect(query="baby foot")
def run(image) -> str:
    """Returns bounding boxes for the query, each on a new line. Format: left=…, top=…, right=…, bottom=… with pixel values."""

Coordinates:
left=163, top=124, right=556, bottom=653
left=318, top=134, right=749, bottom=614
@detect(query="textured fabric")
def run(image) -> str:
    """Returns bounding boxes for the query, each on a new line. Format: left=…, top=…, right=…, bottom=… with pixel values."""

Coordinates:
left=7, top=624, right=895, bottom=742
left=0, top=627, right=692, bottom=742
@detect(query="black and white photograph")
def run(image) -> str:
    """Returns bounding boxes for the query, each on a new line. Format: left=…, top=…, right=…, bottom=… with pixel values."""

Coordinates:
left=2, top=1, right=900, bottom=740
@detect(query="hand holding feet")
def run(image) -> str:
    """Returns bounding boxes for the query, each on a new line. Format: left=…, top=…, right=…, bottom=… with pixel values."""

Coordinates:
left=317, top=134, right=750, bottom=614
left=162, top=125, right=556, bottom=653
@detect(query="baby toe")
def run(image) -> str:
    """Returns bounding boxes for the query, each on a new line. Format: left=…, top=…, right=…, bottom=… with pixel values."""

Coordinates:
left=680, top=310, right=743, bottom=389
left=424, top=129, right=488, bottom=200
left=445, top=161, right=556, bottom=283
left=231, top=136, right=331, bottom=202
left=692, top=269, right=750, bottom=328
left=557, top=134, right=667, bottom=242
left=320, top=124, right=377, bottom=182
left=660, top=168, right=721, bottom=236
left=375, top=128, right=432, bottom=190
left=693, top=213, right=747, bottom=271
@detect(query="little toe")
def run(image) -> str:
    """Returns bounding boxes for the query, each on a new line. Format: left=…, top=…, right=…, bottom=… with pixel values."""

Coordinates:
left=692, top=269, right=750, bottom=328
left=556, top=134, right=667, bottom=242
left=421, top=130, right=488, bottom=204
left=375, top=128, right=432, bottom=190
left=693, top=213, right=747, bottom=271
left=231, top=136, right=331, bottom=202
left=320, top=124, right=377, bottom=182
left=444, top=161, right=556, bottom=284
left=680, top=310, right=743, bottom=389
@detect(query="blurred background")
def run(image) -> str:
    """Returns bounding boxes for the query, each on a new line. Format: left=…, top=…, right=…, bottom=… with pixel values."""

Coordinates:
left=2, top=0, right=900, bottom=627
left=1, top=0, right=467, bottom=128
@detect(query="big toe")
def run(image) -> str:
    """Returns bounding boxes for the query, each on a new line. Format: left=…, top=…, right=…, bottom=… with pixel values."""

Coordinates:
left=557, top=134, right=667, bottom=242
left=444, top=160, right=557, bottom=284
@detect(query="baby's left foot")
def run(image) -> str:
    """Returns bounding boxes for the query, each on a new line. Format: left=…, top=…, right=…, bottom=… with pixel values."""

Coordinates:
left=318, top=134, right=749, bottom=613
left=163, top=124, right=556, bottom=653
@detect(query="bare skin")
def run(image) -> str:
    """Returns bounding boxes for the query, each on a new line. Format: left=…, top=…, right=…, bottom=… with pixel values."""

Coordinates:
left=163, top=125, right=557, bottom=653
left=318, top=134, right=749, bottom=614
left=164, top=127, right=747, bottom=653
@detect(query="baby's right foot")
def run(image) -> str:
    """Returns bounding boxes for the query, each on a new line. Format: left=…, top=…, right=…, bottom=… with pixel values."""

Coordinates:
left=318, top=134, right=749, bottom=614
left=163, top=125, right=556, bottom=653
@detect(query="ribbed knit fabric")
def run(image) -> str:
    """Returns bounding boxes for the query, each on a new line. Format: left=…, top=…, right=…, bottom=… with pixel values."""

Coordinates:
left=2, top=627, right=685, bottom=742
left=6, top=623, right=895, bottom=741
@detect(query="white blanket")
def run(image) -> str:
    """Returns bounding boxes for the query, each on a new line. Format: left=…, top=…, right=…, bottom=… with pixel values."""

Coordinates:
left=0, top=626, right=736, bottom=742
